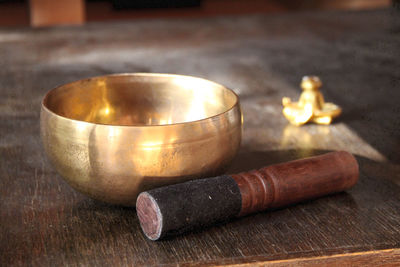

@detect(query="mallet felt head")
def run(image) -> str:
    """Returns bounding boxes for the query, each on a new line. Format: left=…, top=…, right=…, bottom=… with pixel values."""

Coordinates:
left=136, top=192, right=163, bottom=241
left=136, top=175, right=242, bottom=240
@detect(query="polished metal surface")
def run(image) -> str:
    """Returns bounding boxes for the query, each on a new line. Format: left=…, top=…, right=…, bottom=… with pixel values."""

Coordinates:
left=282, top=76, right=341, bottom=126
left=40, top=73, right=242, bottom=206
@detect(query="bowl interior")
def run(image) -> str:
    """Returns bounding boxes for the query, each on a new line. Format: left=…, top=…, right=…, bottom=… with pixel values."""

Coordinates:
left=43, top=74, right=237, bottom=126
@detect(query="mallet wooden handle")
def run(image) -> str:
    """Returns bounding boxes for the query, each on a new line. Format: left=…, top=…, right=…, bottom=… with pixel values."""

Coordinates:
left=136, top=151, right=359, bottom=240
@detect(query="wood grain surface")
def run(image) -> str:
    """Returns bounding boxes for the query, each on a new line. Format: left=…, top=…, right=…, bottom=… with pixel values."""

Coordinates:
left=1, top=9, right=399, bottom=266
left=232, top=151, right=359, bottom=215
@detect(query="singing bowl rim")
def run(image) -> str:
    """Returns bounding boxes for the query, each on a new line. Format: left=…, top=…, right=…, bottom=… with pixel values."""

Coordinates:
left=41, top=72, right=240, bottom=128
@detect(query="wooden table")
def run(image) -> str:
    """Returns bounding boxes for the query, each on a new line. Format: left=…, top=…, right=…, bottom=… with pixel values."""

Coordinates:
left=1, top=9, right=399, bottom=266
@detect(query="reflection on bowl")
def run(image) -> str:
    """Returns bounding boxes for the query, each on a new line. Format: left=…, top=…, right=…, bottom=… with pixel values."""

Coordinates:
left=40, top=73, right=242, bottom=206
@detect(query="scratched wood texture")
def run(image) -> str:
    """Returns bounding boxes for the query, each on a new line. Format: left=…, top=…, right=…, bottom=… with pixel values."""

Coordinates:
left=1, top=9, right=400, bottom=266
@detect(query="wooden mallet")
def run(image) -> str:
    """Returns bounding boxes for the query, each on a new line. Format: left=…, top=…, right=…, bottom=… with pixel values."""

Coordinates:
left=136, top=151, right=359, bottom=240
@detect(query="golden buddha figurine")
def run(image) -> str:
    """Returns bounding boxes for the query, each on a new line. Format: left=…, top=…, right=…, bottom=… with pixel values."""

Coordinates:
left=282, top=76, right=341, bottom=126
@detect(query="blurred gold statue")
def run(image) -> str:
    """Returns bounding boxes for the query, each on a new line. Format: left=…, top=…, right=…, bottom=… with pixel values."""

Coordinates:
left=282, top=76, right=341, bottom=126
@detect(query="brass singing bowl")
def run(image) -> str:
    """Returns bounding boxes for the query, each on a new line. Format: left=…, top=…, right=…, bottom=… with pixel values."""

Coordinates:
left=40, top=73, right=242, bottom=206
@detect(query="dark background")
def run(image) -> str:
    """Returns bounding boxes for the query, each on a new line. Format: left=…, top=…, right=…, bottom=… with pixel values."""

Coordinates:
left=0, top=0, right=396, bottom=27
